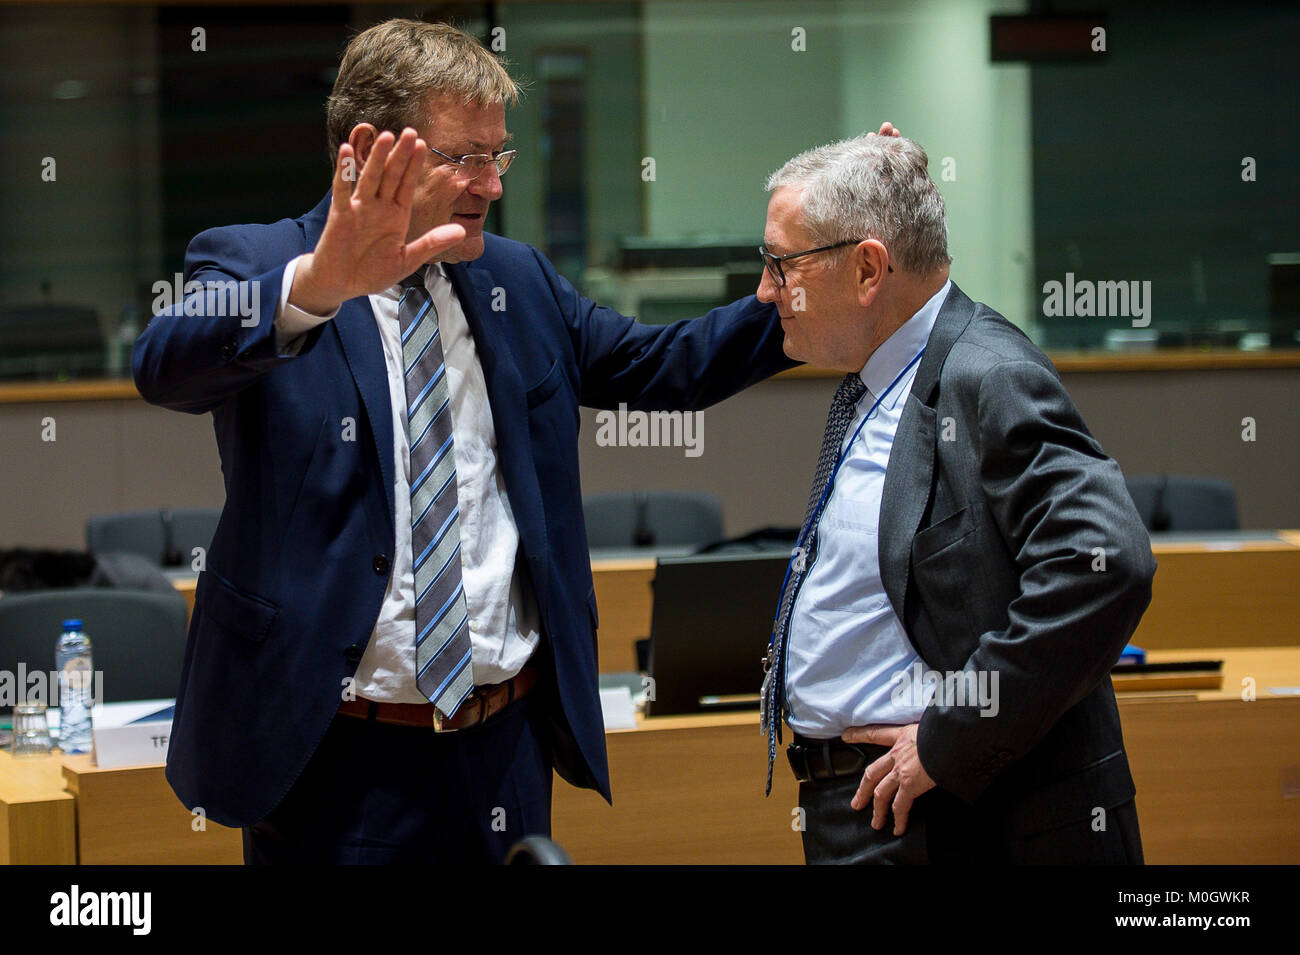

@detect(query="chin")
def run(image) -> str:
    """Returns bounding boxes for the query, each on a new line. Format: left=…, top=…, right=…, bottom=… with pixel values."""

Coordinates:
left=441, top=237, right=485, bottom=264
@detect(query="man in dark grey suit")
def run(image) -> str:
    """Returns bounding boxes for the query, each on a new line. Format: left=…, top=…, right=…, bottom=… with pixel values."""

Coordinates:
left=756, top=134, right=1154, bottom=864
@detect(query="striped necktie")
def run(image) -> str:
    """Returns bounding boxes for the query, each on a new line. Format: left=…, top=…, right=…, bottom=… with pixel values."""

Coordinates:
left=399, top=268, right=475, bottom=718
left=761, top=372, right=868, bottom=794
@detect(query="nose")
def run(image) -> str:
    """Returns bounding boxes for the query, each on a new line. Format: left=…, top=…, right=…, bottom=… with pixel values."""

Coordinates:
left=469, top=163, right=504, bottom=200
left=756, top=265, right=779, bottom=304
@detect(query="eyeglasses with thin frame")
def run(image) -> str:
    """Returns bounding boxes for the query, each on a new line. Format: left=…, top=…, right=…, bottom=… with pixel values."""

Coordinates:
left=758, top=238, right=891, bottom=287
left=426, top=144, right=517, bottom=180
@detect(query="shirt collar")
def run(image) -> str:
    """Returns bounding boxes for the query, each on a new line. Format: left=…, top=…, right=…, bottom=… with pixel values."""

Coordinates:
left=858, top=279, right=950, bottom=407
left=386, top=262, right=447, bottom=301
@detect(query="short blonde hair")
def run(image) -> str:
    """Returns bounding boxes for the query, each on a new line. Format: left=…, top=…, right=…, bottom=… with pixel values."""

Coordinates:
left=325, top=19, right=520, bottom=165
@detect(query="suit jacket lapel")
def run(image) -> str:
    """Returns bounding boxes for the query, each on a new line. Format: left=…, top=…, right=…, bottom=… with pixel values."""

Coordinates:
left=878, top=282, right=976, bottom=624
left=332, top=303, right=396, bottom=524
left=445, top=261, right=550, bottom=597
left=300, top=193, right=396, bottom=527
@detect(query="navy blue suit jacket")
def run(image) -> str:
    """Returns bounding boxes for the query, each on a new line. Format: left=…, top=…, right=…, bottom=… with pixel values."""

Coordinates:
left=133, top=194, right=793, bottom=827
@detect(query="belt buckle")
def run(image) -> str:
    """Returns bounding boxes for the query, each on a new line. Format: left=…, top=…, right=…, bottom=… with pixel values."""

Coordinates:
left=786, top=743, right=810, bottom=783
left=433, top=688, right=486, bottom=733
left=432, top=705, right=460, bottom=734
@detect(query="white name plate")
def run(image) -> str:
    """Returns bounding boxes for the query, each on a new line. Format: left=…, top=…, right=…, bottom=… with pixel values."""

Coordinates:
left=599, top=686, right=637, bottom=730
left=92, top=719, right=172, bottom=769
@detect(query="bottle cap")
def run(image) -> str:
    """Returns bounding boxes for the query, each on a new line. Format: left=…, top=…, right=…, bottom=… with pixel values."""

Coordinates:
left=62, top=619, right=83, bottom=631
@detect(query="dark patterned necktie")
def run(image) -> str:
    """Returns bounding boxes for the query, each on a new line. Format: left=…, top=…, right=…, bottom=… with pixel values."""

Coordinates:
left=399, top=268, right=474, bottom=718
left=761, top=372, right=869, bottom=794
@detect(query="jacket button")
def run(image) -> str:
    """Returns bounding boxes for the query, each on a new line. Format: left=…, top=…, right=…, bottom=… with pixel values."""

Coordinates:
left=344, top=645, right=363, bottom=662
left=372, top=554, right=390, bottom=575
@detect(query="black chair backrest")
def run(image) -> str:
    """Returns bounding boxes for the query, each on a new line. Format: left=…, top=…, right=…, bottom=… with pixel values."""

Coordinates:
left=1123, top=474, right=1239, bottom=532
left=0, top=588, right=189, bottom=705
left=582, top=491, right=724, bottom=549
left=87, top=508, right=221, bottom=568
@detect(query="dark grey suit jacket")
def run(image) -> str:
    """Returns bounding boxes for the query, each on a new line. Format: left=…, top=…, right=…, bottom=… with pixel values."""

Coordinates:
left=878, top=281, right=1155, bottom=855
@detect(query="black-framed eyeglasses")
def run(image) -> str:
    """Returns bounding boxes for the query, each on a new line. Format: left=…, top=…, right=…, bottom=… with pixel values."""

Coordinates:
left=758, top=238, right=890, bottom=287
left=427, top=145, right=517, bottom=180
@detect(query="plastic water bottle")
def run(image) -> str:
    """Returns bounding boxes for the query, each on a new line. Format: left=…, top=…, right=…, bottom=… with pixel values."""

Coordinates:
left=55, top=618, right=94, bottom=754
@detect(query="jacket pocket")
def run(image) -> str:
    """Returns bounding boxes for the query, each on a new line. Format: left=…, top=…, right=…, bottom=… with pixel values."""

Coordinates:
left=1003, top=748, right=1137, bottom=838
left=194, top=570, right=279, bottom=644
left=525, top=359, right=563, bottom=409
left=912, top=506, right=974, bottom=564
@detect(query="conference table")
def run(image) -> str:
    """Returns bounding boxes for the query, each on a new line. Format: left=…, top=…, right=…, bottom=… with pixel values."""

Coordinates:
left=2, top=533, right=1297, bottom=865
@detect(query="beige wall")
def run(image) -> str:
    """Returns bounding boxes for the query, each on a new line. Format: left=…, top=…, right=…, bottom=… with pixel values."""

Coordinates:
left=576, top=367, right=1299, bottom=535
left=1, top=400, right=223, bottom=550
left=1, top=366, right=1295, bottom=550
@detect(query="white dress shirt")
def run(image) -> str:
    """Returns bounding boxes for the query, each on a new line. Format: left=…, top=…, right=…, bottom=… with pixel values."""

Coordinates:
left=276, top=256, right=541, bottom=701
left=784, top=280, right=951, bottom=738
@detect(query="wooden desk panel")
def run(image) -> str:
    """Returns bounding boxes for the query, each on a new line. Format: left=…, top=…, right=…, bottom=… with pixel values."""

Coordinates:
left=590, top=559, right=654, bottom=673
left=60, top=756, right=241, bottom=865
left=0, top=750, right=75, bottom=865
left=1, top=650, right=1295, bottom=864
left=552, top=713, right=803, bottom=865
left=1123, top=697, right=1299, bottom=864
left=173, top=577, right=196, bottom=623
left=550, top=648, right=1300, bottom=864
left=1137, top=542, right=1300, bottom=649
left=1120, top=647, right=1300, bottom=864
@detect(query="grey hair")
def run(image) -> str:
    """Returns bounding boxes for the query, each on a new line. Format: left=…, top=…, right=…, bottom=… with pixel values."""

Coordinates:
left=765, top=134, right=951, bottom=274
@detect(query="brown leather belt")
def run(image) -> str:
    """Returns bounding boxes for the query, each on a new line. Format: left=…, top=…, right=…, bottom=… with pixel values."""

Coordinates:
left=337, top=665, right=538, bottom=732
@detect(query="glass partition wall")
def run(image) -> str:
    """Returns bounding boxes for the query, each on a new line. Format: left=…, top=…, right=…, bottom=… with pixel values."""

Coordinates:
left=1, top=0, right=1295, bottom=381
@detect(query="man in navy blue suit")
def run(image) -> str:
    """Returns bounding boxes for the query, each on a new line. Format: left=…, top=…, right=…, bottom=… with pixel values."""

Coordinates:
left=133, top=18, right=797, bottom=863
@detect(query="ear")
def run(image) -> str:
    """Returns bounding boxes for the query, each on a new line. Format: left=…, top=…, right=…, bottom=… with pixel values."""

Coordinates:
left=854, top=239, right=891, bottom=307
left=349, top=123, right=380, bottom=168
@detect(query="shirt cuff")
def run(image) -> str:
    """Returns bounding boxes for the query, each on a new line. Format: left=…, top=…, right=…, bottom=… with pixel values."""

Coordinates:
left=275, top=254, right=339, bottom=354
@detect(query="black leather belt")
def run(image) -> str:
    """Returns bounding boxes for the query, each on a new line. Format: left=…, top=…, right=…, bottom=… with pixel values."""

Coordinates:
left=787, top=733, right=890, bottom=783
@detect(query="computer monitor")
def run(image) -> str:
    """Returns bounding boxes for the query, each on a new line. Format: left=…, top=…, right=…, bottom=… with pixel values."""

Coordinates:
left=645, top=550, right=791, bottom=716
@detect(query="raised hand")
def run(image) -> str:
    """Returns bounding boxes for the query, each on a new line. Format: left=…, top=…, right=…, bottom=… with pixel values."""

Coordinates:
left=290, top=128, right=466, bottom=315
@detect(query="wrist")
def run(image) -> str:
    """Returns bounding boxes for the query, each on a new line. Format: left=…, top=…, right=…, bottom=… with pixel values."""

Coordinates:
left=289, top=253, right=346, bottom=315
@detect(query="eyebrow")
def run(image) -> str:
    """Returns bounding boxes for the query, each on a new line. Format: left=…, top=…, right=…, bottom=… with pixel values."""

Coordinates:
left=463, top=132, right=514, bottom=152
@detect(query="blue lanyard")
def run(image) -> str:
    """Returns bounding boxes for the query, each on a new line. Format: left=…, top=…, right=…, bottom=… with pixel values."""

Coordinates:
left=768, top=346, right=926, bottom=648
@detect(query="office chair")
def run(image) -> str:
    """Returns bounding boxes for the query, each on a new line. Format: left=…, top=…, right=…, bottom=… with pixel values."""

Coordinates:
left=86, top=508, right=221, bottom=568
left=1123, top=475, right=1239, bottom=532
left=582, top=491, right=724, bottom=549
left=0, top=588, right=189, bottom=704
left=505, top=836, right=573, bottom=865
